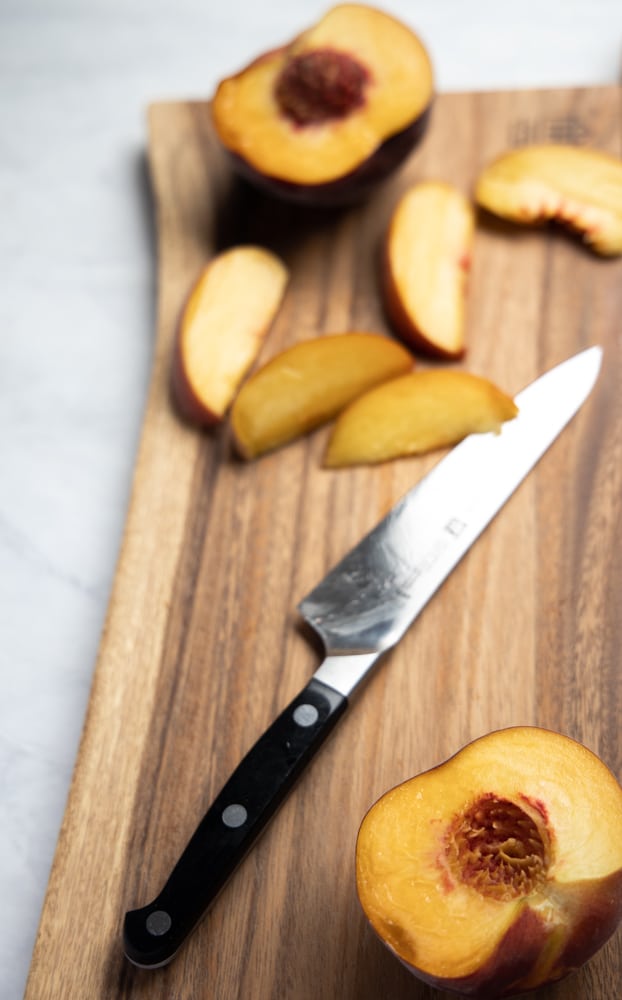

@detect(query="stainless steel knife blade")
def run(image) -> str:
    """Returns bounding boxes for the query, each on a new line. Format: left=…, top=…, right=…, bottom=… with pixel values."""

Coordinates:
left=303, top=344, right=603, bottom=696
left=123, top=346, right=602, bottom=969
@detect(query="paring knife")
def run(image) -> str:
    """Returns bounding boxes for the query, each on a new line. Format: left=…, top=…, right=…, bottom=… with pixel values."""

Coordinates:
left=123, top=346, right=602, bottom=969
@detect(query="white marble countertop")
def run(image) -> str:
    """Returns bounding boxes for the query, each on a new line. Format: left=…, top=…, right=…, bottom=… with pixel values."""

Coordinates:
left=1, top=2, right=620, bottom=996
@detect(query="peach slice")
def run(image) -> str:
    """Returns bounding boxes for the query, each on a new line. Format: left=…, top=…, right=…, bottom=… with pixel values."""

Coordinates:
left=475, top=144, right=622, bottom=256
left=382, top=181, right=475, bottom=359
left=171, top=245, right=288, bottom=427
left=356, top=726, right=622, bottom=997
left=230, top=332, right=413, bottom=459
left=324, top=369, right=517, bottom=467
left=211, top=4, right=434, bottom=206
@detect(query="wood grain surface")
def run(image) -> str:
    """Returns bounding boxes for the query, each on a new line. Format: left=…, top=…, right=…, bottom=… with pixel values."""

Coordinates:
left=25, top=85, right=622, bottom=999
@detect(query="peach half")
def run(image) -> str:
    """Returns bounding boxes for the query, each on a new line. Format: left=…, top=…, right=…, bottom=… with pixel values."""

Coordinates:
left=382, top=181, right=475, bottom=359
left=211, top=4, right=434, bottom=206
left=171, top=245, right=288, bottom=427
left=230, top=332, right=413, bottom=459
left=356, top=727, right=622, bottom=997
left=475, top=144, right=622, bottom=256
left=324, top=369, right=517, bottom=467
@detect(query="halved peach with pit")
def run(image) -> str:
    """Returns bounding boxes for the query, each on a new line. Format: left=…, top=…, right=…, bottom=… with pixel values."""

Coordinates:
left=475, top=144, right=622, bottom=256
left=324, top=369, right=517, bottom=467
left=356, top=726, right=622, bottom=997
left=211, top=4, right=434, bottom=206
left=230, top=332, right=413, bottom=458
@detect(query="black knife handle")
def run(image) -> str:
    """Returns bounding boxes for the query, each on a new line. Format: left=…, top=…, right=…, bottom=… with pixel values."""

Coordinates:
left=123, top=677, right=347, bottom=968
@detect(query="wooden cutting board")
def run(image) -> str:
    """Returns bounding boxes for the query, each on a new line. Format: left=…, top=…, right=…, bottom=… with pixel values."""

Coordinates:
left=25, top=85, right=622, bottom=999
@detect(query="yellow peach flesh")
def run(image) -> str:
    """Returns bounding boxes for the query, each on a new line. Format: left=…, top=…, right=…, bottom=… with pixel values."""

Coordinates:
left=230, top=332, right=413, bottom=458
left=475, top=145, right=622, bottom=256
left=212, top=4, right=433, bottom=185
left=176, top=246, right=288, bottom=422
left=324, top=369, right=517, bottom=467
left=356, top=727, right=622, bottom=992
left=383, top=181, right=474, bottom=357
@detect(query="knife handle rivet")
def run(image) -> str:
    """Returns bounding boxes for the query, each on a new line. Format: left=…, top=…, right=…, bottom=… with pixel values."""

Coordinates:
left=293, top=704, right=319, bottom=727
left=145, top=910, right=172, bottom=937
left=222, top=803, right=248, bottom=828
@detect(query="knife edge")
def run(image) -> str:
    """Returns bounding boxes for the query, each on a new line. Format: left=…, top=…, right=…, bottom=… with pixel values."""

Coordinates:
left=298, top=346, right=603, bottom=664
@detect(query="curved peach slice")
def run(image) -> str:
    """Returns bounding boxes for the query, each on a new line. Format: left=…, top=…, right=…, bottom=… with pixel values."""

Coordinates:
left=171, top=245, right=288, bottom=427
left=324, top=369, right=517, bottom=467
left=382, top=181, right=475, bottom=359
left=230, top=332, right=413, bottom=459
left=475, top=144, right=622, bottom=256
left=211, top=4, right=434, bottom=206
left=356, top=727, right=622, bottom=997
